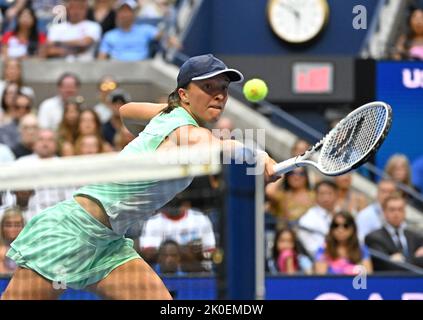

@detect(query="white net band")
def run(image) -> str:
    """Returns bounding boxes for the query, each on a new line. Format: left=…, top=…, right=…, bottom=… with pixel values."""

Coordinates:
left=0, top=146, right=222, bottom=191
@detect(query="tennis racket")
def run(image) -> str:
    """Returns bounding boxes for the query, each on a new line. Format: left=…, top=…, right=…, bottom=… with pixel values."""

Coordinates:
left=273, top=101, right=392, bottom=176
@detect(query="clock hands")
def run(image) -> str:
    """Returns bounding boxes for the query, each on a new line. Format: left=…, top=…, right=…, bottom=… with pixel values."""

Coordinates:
left=279, top=2, right=300, bottom=20
left=269, top=0, right=329, bottom=43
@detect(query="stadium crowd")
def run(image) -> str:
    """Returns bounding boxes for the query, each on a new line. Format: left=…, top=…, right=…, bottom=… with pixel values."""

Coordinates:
left=0, top=0, right=422, bottom=279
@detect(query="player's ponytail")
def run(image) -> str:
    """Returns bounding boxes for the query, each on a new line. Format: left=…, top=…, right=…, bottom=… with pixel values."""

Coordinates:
left=162, top=89, right=181, bottom=114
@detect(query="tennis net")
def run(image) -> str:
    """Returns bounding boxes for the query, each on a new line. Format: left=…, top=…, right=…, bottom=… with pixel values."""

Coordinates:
left=0, top=146, right=230, bottom=300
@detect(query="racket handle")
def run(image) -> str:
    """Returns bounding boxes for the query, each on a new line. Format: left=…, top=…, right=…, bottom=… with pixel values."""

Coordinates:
left=273, top=157, right=299, bottom=176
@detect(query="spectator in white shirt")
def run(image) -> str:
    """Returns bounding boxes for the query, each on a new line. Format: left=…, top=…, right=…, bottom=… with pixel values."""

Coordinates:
left=38, top=72, right=81, bottom=130
left=356, top=179, right=397, bottom=243
left=46, top=0, right=102, bottom=61
left=298, top=180, right=338, bottom=257
left=139, top=194, right=216, bottom=272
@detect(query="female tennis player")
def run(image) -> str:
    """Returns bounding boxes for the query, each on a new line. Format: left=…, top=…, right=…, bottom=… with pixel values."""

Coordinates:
left=1, top=54, right=279, bottom=300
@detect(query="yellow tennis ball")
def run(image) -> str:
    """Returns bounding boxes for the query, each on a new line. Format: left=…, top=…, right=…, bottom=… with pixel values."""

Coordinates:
left=243, top=78, right=268, bottom=102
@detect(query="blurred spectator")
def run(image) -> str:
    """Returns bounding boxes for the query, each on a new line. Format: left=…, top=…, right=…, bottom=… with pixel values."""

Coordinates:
left=1, top=6, right=46, bottom=59
left=384, top=154, right=420, bottom=207
left=57, top=97, right=82, bottom=156
left=46, top=0, right=101, bottom=61
left=297, top=180, right=338, bottom=257
left=113, top=125, right=135, bottom=151
left=18, top=128, right=57, bottom=161
left=154, top=239, right=186, bottom=275
left=0, top=58, right=35, bottom=104
left=0, top=93, right=33, bottom=148
left=267, top=228, right=312, bottom=275
left=0, top=208, right=24, bottom=275
left=315, top=211, right=372, bottom=275
left=93, top=75, right=119, bottom=123
left=139, top=194, right=216, bottom=273
left=365, top=194, right=423, bottom=270
left=76, top=109, right=113, bottom=152
left=156, top=0, right=182, bottom=57
left=0, top=190, right=35, bottom=221
left=385, top=154, right=414, bottom=187
left=0, top=82, right=19, bottom=127
left=11, top=113, right=38, bottom=158
left=291, top=138, right=310, bottom=156
left=102, top=88, right=130, bottom=146
left=290, top=138, right=320, bottom=185
left=74, top=134, right=103, bottom=155
left=392, top=8, right=423, bottom=60
left=11, top=92, right=32, bottom=117
left=356, top=179, right=397, bottom=242
left=334, top=173, right=368, bottom=216
left=0, top=143, right=15, bottom=162
left=17, top=129, right=75, bottom=216
left=0, top=0, right=27, bottom=32
left=213, top=116, right=233, bottom=139
left=137, top=0, right=166, bottom=18
left=98, top=0, right=161, bottom=61
left=266, top=167, right=315, bottom=228
left=38, top=72, right=81, bottom=130
left=87, top=0, right=116, bottom=35
left=30, top=0, right=64, bottom=20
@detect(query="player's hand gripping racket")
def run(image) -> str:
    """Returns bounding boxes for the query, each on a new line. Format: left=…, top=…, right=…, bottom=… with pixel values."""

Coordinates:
left=273, top=101, right=392, bottom=176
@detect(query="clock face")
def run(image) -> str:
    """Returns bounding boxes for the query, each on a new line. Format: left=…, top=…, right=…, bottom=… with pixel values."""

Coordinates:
left=268, top=0, right=329, bottom=43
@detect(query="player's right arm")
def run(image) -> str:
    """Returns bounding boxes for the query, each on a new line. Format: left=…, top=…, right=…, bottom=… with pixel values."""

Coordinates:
left=119, top=102, right=168, bottom=122
left=170, top=126, right=279, bottom=182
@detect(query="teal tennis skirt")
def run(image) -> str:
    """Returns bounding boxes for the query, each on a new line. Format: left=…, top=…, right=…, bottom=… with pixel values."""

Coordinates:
left=6, top=199, right=140, bottom=290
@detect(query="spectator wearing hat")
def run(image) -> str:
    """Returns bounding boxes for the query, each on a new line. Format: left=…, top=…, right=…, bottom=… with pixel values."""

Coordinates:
left=102, top=88, right=131, bottom=146
left=98, top=0, right=161, bottom=61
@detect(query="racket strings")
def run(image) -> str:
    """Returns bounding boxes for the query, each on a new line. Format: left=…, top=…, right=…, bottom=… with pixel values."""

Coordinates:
left=319, top=104, right=389, bottom=173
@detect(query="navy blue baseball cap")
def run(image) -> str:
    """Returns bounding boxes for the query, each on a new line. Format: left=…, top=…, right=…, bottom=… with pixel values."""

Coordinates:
left=177, top=54, right=244, bottom=88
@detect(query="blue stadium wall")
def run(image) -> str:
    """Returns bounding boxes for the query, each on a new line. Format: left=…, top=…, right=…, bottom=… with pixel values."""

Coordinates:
left=376, top=61, right=423, bottom=170
left=182, top=0, right=380, bottom=56
left=2, top=276, right=422, bottom=300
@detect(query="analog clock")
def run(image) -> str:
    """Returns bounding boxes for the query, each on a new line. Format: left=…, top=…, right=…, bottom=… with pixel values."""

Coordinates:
left=267, top=0, right=329, bottom=43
